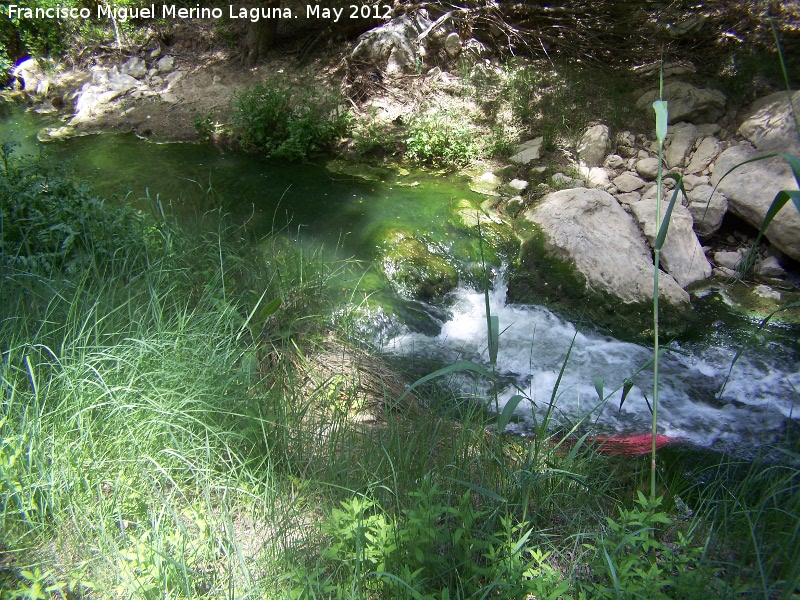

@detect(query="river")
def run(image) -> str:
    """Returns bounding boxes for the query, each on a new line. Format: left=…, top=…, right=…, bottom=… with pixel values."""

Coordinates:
left=2, top=105, right=798, bottom=456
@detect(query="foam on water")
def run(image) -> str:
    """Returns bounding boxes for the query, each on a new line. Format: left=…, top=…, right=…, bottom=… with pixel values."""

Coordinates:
left=383, top=280, right=800, bottom=452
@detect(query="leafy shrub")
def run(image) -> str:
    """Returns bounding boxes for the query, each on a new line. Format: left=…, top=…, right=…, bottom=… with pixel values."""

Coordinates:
left=581, top=492, right=722, bottom=599
left=404, top=111, right=481, bottom=169
left=293, top=478, right=570, bottom=599
left=0, top=48, right=12, bottom=88
left=0, top=142, right=151, bottom=274
left=231, top=80, right=350, bottom=160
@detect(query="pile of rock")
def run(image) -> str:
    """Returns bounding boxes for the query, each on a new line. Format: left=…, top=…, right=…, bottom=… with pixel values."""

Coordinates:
left=13, top=51, right=186, bottom=140
left=347, top=10, right=489, bottom=78
left=472, top=82, right=799, bottom=318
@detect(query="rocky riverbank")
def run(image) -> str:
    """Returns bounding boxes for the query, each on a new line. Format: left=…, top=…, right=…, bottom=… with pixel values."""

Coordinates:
left=4, top=9, right=799, bottom=337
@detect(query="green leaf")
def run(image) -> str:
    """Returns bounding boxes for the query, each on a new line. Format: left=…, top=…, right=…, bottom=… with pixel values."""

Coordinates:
left=654, top=174, right=687, bottom=250
left=446, top=477, right=506, bottom=503
left=396, top=360, right=493, bottom=403
left=618, top=379, right=634, bottom=412
left=258, top=297, right=283, bottom=321
left=488, top=314, right=499, bottom=365
left=781, top=152, right=800, bottom=190
left=652, top=100, right=668, bottom=142
left=549, top=330, right=578, bottom=412
left=496, top=394, right=524, bottom=432
left=594, top=377, right=604, bottom=402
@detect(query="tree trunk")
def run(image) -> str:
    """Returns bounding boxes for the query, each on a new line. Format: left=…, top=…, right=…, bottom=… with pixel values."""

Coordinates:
left=241, top=1, right=280, bottom=67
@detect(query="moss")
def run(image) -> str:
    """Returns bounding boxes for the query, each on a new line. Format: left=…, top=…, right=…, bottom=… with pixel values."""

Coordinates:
left=377, top=229, right=459, bottom=302
left=448, top=198, right=519, bottom=260
left=325, top=159, right=391, bottom=182
left=717, top=280, right=800, bottom=326
left=507, top=227, right=694, bottom=342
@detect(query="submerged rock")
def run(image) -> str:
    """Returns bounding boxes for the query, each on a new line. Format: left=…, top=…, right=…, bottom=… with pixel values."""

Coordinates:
left=325, top=159, right=390, bottom=181
left=37, top=126, right=80, bottom=142
left=449, top=198, right=517, bottom=254
left=377, top=230, right=458, bottom=301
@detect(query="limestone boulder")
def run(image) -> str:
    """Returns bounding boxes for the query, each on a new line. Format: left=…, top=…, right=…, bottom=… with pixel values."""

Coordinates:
left=686, top=136, right=721, bottom=174
left=11, top=58, right=52, bottom=95
left=121, top=56, right=147, bottom=79
left=636, top=82, right=726, bottom=124
left=520, top=188, right=689, bottom=306
left=156, top=55, right=174, bottom=73
left=613, top=172, right=646, bottom=193
left=469, top=171, right=501, bottom=195
left=738, top=90, right=800, bottom=156
left=714, top=250, right=744, bottom=270
left=635, top=157, right=661, bottom=180
left=712, top=143, right=800, bottom=261
left=351, top=12, right=432, bottom=76
left=577, top=124, right=609, bottom=167
left=630, top=199, right=713, bottom=287
left=578, top=166, right=611, bottom=188
left=443, top=32, right=462, bottom=57
left=72, top=67, right=140, bottom=121
left=686, top=185, right=728, bottom=237
left=665, top=122, right=698, bottom=168
left=510, top=137, right=543, bottom=165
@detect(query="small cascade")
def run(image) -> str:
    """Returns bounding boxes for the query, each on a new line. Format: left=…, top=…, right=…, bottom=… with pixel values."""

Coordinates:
left=382, top=278, right=800, bottom=453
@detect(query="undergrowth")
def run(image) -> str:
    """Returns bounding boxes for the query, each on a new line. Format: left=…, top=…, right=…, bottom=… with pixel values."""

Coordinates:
left=231, top=78, right=350, bottom=160
left=505, top=61, right=644, bottom=153
left=0, top=145, right=797, bottom=598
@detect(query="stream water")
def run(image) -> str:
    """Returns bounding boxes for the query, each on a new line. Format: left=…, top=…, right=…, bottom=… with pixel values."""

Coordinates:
left=3, top=105, right=799, bottom=455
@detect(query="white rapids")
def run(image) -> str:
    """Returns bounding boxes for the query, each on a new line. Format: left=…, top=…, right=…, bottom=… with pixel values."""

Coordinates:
left=381, top=279, right=800, bottom=452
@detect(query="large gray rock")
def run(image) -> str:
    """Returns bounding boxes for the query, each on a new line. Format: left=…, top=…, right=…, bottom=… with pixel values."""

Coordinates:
left=121, top=56, right=147, bottom=79
left=71, top=66, right=141, bottom=121
left=630, top=199, right=713, bottom=287
left=443, top=32, right=462, bottom=57
left=613, top=172, right=647, bottom=193
left=577, top=124, right=609, bottom=167
left=665, top=122, right=698, bottom=168
left=578, top=166, right=611, bottom=188
left=509, top=137, right=543, bottom=165
left=522, top=188, right=688, bottom=306
left=712, top=142, right=800, bottom=261
left=686, top=136, right=721, bottom=174
left=351, top=12, right=432, bottom=76
left=636, top=82, right=726, bottom=124
left=686, top=185, right=728, bottom=237
left=738, top=90, right=800, bottom=155
left=156, top=55, right=174, bottom=73
left=635, top=157, right=661, bottom=180
left=11, top=58, right=52, bottom=94
left=714, top=250, right=745, bottom=270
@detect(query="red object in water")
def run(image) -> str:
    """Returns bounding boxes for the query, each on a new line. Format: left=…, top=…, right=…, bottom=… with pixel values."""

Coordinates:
left=590, top=433, right=674, bottom=457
